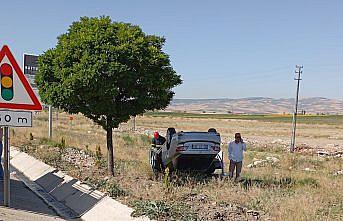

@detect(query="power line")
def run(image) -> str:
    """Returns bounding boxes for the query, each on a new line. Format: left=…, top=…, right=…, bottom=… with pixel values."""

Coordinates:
left=290, top=65, right=303, bottom=152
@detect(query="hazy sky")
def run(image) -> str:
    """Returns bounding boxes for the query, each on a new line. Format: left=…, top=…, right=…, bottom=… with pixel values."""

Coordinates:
left=1, top=0, right=342, bottom=99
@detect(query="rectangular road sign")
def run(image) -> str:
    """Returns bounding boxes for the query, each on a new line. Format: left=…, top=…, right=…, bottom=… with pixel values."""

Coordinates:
left=23, top=54, right=38, bottom=88
left=0, top=110, right=32, bottom=127
left=23, top=54, right=38, bottom=76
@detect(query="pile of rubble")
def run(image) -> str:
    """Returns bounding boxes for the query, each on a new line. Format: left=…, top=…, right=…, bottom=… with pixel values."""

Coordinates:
left=317, top=150, right=343, bottom=158
left=333, top=170, right=343, bottom=176
left=247, top=156, right=280, bottom=168
left=294, top=143, right=316, bottom=154
left=293, top=143, right=343, bottom=158
left=182, top=193, right=268, bottom=221
left=61, top=147, right=95, bottom=168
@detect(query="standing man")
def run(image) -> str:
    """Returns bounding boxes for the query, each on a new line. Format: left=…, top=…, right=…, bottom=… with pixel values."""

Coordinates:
left=0, top=127, right=3, bottom=180
left=228, top=133, right=247, bottom=181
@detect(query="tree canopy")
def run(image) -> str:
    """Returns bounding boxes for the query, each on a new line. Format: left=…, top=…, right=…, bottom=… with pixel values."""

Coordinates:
left=37, top=16, right=182, bottom=130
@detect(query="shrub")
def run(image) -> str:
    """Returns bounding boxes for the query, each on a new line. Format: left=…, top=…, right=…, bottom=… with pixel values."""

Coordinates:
left=83, top=176, right=107, bottom=190
left=297, top=177, right=319, bottom=187
left=122, top=134, right=134, bottom=147
left=95, top=145, right=104, bottom=168
left=131, top=200, right=198, bottom=221
left=106, top=180, right=127, bottom=198
left=59, top=137, right=66, bottom=149
left=35, top=147, right=61, bottom=167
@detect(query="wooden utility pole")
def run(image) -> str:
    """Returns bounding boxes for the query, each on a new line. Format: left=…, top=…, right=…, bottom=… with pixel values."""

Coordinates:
left=290, top=65, right=303, bottom=152
left=133, top=116, right=136, bottom=131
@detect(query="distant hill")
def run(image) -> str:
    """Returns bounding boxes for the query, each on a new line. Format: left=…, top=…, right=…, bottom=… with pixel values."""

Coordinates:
left=166, top=97, right=343, bottom=114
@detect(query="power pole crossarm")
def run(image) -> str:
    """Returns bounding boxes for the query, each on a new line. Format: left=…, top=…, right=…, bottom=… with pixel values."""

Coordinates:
left=290, top=65, right=303, bottom=152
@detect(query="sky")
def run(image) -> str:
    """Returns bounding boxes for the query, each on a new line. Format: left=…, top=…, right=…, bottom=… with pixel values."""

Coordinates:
left=0, top=0, right=342, bottom=100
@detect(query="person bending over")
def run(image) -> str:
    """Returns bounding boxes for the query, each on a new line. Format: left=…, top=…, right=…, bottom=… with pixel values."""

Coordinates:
left=151, top=131, right=166, bottom=148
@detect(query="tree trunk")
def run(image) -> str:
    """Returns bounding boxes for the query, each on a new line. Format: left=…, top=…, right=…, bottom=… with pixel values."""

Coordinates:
left=106, top=126, right=114, bottom=176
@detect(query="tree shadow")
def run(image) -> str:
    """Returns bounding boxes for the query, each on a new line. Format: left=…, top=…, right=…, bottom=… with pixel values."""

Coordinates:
left=169, top=170, right=220, bottom=186
left=239, top=176, right=318, bottom=190
left=241, top=176, right=295, bottom=190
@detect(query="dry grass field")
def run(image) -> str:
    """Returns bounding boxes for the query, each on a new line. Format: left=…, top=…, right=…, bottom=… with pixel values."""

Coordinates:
left=10, top=111, right=343, bottom=221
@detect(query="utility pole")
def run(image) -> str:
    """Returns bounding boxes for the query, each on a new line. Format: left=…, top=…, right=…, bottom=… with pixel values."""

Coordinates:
left=290, top=65, right=303, bottom=152
left=3, top=127, right=10, bottom=206
left=133, top=116, right=136, bottom=131
left=48, top=105, right=52, bottom=139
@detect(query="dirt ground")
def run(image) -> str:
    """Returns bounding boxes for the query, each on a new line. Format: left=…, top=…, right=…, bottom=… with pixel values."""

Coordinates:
left=134, top=116, right=343, bottom=153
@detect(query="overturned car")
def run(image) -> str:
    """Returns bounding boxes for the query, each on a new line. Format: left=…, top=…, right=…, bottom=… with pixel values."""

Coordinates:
left=149, top=128, right=223, bottom=174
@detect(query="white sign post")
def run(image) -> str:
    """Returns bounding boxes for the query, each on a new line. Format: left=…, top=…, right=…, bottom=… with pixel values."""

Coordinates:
left=0, top=45, right=42, bottom=207
left=3, top=127, right=9, bottom=206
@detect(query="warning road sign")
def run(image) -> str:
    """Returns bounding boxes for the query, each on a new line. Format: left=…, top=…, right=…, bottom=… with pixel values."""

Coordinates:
left=0, top=45, right=42, bottom=111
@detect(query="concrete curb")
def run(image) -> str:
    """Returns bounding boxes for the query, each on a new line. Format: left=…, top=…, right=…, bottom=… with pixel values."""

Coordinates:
left=10, top=166, right=79, bottom=219
left=10, top=147, right=150, bottom=221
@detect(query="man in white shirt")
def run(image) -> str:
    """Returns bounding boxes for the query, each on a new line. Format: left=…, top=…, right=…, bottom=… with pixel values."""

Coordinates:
left=228, top=133, right=247, bottom=180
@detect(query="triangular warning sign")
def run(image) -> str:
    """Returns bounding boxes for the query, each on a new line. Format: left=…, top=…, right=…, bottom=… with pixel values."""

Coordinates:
left=0, top=45, right=42, bottom=111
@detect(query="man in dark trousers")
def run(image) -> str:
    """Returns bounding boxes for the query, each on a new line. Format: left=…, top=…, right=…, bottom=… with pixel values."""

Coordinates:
left=228, top=132, right=247, bottom=181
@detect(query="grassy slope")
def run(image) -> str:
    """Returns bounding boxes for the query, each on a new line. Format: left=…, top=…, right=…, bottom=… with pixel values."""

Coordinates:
left=11, top=111, right=343, bottom=221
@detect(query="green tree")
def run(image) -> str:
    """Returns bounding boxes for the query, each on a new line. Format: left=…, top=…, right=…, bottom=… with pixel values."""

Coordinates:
left=36, top=16, right=182, bottom=176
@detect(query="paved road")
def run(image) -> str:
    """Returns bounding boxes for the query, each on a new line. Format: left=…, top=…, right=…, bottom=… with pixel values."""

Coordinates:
left=0, top=171, right=64, bottom=221
left=0, top=206, right=63, bottom=221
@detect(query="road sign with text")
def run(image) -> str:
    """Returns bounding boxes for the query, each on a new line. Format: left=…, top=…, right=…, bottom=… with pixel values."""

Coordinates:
left=0, top=110, right=32, bottom=127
